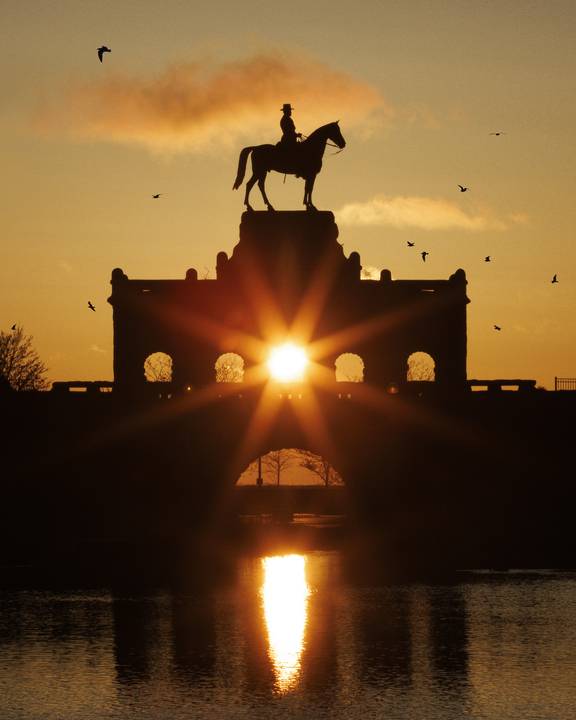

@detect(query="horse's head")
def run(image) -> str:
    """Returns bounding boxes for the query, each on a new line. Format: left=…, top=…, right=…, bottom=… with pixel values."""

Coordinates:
left=328, top=121, right=346, bottom=149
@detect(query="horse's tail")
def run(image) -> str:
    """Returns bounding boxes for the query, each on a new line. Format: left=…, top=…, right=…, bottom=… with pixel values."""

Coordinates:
left=232, top=147, right=255, bottom=190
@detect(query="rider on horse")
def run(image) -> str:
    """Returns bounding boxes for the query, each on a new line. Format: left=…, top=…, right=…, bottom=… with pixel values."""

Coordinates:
left=233, top=116, right=346, bottom=211
left=278, top=103, right=302, bottom=151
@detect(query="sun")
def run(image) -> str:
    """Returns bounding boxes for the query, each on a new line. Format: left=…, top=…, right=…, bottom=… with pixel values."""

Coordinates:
left=267, top=342, right=309, bottom=382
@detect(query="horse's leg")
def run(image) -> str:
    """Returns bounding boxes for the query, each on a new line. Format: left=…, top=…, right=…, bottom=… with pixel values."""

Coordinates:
left=304, top=176, right=317, bottom=210
left=258, top=173, right=275, bottom=211
left=308, top=175, right=316, bottom=210
left=244, top=173, right=257, bottom=211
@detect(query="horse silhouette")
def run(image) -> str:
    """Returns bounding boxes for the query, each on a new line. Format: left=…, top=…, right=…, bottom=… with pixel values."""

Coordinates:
left=233, top=121, right=346, bottom=211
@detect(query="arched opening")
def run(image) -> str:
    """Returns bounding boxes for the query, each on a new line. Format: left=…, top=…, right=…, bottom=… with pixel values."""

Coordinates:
left=238, top=449, right=343, bottom=487
left=334, top=353, right=365, bottom=382
left=215, top=352, right=245, bottom=382
left=407, top=351, right=436, bottom=382
left=144, top=352, right=173, bottom=382
left=235, top=448, right=345, bottom=526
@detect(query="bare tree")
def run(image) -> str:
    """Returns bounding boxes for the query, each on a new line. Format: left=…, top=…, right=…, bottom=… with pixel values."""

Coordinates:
left=335, top=353, right=364, bottom=382
left=0, top=326, right=49, bottom=390
left=263, top=449, right=294, bottom=486
left=407, top=352, right=435, bottom=381
left=297, top=450, right=344, bottom=486
left=144, top=352, right=173, bottom=382
left=215, top=353, right=244, bottom=382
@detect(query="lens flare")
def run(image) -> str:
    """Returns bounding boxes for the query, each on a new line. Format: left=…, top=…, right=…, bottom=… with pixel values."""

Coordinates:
left=267, top=343, right=308, bottom=382
left=261, top=554, right=310, bottom=692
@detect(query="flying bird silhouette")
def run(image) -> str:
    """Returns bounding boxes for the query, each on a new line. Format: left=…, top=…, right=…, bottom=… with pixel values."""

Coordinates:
left=458, top=185, right=469, bottom=193
left=489, top=132, right=506, bottom=136
left=494, top=325, right=501, bottom=331
left=88, top=301, right=96, bottom=312
left=421, top=251, right=428, bottom=262
left=97, top=46, right=111, bottom=63
left=485, top=256, right=492, bottom=262
left=11, top=324, right=16, bottom=331
left=407, top=241, right=415, bottom=247
left=551, top=274, right=558, bottom=283
left=152, top=193, right=162, bottom=199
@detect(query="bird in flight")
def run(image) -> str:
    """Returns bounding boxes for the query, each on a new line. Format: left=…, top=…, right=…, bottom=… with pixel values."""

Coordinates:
left=458, top=185, right=469, bottom=193
left=551, top=274, right=558, bottom=283
left=485, top=256, right=492, bottom=262
left=88, top=301, right=96, bottom=312
left=421, top=251, right=429, bottom=262
left=97, top=46, right=111, bottom=63
left=494, top=325, right=501, bottom=331
left=407, top=241, right=415, bottom=247
left=152, top=193, right=162, bottom=199
left=489, top=132, right=506, bottom=136
left=11, top=324, right=16, bottom=331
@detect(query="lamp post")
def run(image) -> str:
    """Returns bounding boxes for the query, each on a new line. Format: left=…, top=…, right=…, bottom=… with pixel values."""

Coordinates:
left=257, top=455, right=263, bottom=486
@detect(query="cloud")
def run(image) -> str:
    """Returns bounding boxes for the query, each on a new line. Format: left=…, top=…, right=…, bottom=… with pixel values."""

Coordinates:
left=361, top=266, right=380, bottom=280
left=336, top=195, right=525, bottom=232
left=38, top=52, right=386, bottom=153
left=90, top=344, right=106, bottom=354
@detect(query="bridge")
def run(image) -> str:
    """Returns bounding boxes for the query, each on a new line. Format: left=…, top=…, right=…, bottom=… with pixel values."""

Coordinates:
left=234, top=485, right=347, bottom=519
left=2, top=210, right=576, bottom=571
left=3, top=380, right=576, bottom=566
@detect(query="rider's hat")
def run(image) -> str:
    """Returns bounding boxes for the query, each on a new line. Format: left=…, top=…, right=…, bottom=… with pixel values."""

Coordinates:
left=281, top=103, right=293, bottom=112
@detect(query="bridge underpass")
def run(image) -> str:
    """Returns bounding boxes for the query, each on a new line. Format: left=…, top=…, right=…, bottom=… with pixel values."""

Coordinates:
left=233, top=485, right=347, bottom=521
left=231, top=447, right=347, bottom=524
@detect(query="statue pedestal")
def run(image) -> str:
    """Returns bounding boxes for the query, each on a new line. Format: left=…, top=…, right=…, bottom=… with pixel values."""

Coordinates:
left=220, top=212, right=354, bottom=314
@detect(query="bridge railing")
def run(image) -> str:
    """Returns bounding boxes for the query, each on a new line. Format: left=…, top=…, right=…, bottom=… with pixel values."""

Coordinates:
left=49, top=379, right=552, bottom=398
left=467, top=379, right=537, bottom=392
left=51, top=381, right=114, bottom=394
left=555, top=377, right=576, bottom=391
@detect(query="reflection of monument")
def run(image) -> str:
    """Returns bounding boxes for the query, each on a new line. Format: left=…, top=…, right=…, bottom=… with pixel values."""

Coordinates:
left=109, top=211, right=468, bottom=391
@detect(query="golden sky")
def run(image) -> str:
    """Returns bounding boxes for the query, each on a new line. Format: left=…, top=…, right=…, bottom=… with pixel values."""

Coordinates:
left=2, top=0, right=576, bottom=387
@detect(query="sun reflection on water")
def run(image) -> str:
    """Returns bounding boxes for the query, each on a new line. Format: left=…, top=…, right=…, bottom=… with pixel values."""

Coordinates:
left=261, top=554, right=310, bottom=692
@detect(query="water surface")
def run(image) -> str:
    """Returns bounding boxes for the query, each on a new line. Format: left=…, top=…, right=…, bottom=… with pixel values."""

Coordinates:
left=1, top=553, right=575, bottom=719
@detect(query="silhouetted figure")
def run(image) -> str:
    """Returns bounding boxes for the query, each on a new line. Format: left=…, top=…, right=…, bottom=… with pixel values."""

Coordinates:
left=485, top=256, right=491, bottom=262
left=279, top=103, right=302, bottom=150
left=458, top=185, right=469, bottom=193
left=489, top=132, right=506, bottom=136
left=552, top=274, right=558, bottom=283
left=407, top=241, right=415, bottom=247
left=97, top=46, right=111, bottom=62
left=421, top=251, right=429, bottom=262
left=152, top=194, right=162, bottom=199
left=494, top=325, right=501, bottom=331
left=88, top=301, right=96, bottom=312
left=233, top=120, right=346, bottom=211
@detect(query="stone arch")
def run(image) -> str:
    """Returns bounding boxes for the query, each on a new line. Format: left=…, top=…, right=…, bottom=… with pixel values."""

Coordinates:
left=144, top=352, right=173, bottom=382
left=215, top=352, right=245, bottom=383
left=237, top=448, right=344, bottom=487
left=334, top=353, right=365, bottom=382
left=406, top=351, right=436, bottom=382
left=235, top=447, right=346, bottom=522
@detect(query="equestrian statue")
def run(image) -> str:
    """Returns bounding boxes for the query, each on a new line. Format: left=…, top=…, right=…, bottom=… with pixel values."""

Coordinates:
left=233, top=103, right=346, bottom=211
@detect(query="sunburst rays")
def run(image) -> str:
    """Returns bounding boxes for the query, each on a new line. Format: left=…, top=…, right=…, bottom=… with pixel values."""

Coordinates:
left=101, top=261, right=469, bottom=473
